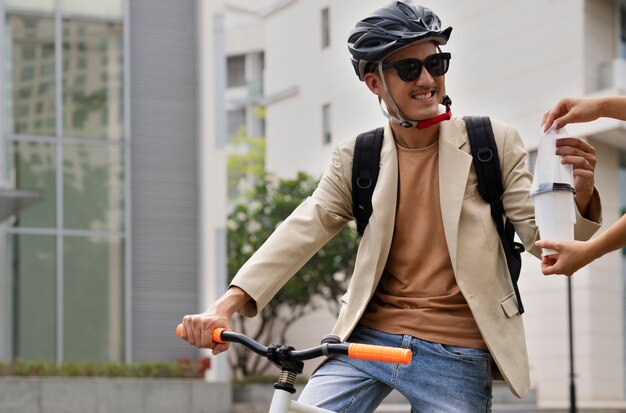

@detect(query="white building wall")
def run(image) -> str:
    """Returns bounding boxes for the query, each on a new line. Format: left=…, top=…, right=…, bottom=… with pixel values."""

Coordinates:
left=258, top=0, right=626, bottom=406
left=199, top=0, right=229, bottom=383
left=584, top=0, right=618, bottom=93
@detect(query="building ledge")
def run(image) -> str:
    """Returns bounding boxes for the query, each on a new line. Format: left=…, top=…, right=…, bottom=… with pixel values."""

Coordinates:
left=0, top=189, right=43, bottom=221
left=261, top=85, right=299, bottom=105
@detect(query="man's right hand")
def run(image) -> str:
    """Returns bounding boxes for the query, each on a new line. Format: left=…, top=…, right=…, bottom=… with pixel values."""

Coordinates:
left=179, top=286, right=251, bottom=355
left=180, top=311, right=231, bottom=355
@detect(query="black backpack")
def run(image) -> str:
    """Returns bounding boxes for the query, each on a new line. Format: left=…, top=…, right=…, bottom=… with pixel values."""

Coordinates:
left=351, top=116, right=525, bottom=314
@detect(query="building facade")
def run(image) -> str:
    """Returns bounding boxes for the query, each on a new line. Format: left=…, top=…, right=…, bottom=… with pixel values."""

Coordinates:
left=245, top=0, right=626, bottom=408
left=0, top=0, right=228, bottom=382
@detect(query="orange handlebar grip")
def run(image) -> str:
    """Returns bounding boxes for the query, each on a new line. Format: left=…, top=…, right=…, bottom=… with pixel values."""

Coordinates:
left=212, top=327, right=226, bottom=344
left=176, top=324, right=183, bottom=337
left=348, top=343, right=412, bottom=365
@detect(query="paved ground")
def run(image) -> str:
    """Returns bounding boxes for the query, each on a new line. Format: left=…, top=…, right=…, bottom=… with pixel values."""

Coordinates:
left=230, top=384, right=626, bottom=413
left=232, top=401, right=626, bottom=413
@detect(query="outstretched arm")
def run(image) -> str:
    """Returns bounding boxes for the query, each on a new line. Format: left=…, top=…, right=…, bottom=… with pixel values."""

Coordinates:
left=542, top=96, right=626, bottom=132
left=536, top=213, right=626, bottom=275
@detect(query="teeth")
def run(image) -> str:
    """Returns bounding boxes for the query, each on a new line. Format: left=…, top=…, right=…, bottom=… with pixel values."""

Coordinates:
left=413, top=93, right=431, bottom=99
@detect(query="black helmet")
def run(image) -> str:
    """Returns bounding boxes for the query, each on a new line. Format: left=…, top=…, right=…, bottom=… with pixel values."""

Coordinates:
left=348, top=1, right=452, bottom=80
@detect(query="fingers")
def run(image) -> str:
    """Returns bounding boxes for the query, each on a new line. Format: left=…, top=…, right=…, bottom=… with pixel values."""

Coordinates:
left=555, top=137, right=595, bottom=154
left=541, top=257, right=561, bottom=275
left=555, top=138, right=596, bottom=169
left=542, top=112, right=548, bottom=127
left=542, top=111, right=560, bottom=132
left=180, top=314, right=230, bottom=351
left=535, top=239, right=561, bottom=251
left=542, top=98, right=570, bottom=132
left=213, top=343, right=229, bottom=356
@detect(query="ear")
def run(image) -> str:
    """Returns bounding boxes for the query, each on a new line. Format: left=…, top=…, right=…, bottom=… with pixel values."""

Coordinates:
left=364, top=72, right=383, bottom=97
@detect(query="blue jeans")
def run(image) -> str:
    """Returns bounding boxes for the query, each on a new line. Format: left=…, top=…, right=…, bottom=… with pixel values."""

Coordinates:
left=298, top=325, right=492, bottom=413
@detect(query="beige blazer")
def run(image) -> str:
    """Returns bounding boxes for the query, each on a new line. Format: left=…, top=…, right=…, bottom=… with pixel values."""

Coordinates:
left=231, top=117, right=601, bottom=398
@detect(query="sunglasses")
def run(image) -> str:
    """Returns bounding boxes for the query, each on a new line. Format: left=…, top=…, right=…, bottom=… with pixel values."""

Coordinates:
left=381, top=52, right=451, bottom=82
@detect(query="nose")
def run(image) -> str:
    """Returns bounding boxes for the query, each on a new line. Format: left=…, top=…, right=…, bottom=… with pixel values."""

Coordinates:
left=415, top=65, right=434, bottom=84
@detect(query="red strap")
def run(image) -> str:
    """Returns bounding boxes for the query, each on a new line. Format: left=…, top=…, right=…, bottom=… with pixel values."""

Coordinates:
left=416, top=109, right=452, bottom=129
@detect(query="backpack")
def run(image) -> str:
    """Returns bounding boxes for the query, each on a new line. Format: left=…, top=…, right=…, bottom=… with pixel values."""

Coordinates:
left=351, top=116, right=525, bottom=314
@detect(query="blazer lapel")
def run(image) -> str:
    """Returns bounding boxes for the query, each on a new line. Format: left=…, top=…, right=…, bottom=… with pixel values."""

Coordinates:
left=365, top=123, right=398, bottom=290
left=438, top=119, right=473, bottom=273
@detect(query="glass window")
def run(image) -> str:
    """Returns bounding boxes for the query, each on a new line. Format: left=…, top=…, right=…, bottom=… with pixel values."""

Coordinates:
left=227, top=108, right=246, bottom=136
left=63, top=236, right=123, bottom=362
left=5, top=15, right=56, bottom=136
left=322, top=103, right=332, bottom=145
left=63, top=20, right=123, bottom=141
left=63, top=144, right=124, bottom=231
left=227, top=55, right=246, bottom=88
left=10, top=234, right=56, bottom=361
left=9, top=142, right=56, bottom=228
left=321, top=8, right=330, bottom=48
left=5, top=0, right=54, bottom=12
left=61, top=0, right=123, bottom=19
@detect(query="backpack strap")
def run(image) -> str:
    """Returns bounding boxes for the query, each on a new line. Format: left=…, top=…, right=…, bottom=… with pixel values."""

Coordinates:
left=352, top=127, right=384, bottom=236
left=464, top=116, right=525, bottom=314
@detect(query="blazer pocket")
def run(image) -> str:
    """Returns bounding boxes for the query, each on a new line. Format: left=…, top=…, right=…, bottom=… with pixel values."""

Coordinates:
left=500, top=292, right=520, bottom=318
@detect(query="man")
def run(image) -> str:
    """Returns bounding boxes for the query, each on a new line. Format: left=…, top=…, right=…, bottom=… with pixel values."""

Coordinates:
left=180, top=2, right=601, bottom=411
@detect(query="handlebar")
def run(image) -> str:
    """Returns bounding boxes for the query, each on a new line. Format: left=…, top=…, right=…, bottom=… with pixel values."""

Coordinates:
left=176, top=325, right=412, bottom=365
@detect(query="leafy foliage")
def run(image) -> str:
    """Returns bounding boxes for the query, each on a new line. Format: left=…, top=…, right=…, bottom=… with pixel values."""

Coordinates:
left=0, top=358, right=211, bottom=378
left=227, top=127, right=266, bottom=201
left=227, top=172, right=358, bottom=379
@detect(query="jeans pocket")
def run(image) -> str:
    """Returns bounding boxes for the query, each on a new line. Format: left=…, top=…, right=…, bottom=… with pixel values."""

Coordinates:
left=435, top=343, right=490, bottom=363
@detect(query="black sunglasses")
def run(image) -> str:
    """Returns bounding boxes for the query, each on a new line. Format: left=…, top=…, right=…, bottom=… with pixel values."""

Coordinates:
left=381, top=52, right=451, bottom=82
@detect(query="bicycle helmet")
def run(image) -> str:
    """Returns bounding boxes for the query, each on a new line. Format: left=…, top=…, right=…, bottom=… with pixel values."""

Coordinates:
left=348, top=1, right=452, bottom=81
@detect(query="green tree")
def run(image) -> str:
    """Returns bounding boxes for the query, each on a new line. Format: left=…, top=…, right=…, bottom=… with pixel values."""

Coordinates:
left=227, top=126, right=266, bottom=202
left=227, top=172, right=358, bottom=379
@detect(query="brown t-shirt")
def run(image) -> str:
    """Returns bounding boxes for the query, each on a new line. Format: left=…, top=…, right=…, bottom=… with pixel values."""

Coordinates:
left=360, top=141, right=486, bottom=349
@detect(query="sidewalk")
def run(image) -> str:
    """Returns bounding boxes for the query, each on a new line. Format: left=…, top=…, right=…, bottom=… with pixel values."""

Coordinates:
left=231, top=384, right=626, bottom=413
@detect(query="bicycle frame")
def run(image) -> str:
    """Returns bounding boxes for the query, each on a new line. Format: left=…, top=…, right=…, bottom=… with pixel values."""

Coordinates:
left=177, top=326, right=412, bottom=413
left=270, top=389, right=332, bottom=413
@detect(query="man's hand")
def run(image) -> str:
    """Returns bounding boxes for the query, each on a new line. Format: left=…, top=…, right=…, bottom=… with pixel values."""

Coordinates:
left=555, top=137, right=596, bottom=216
left=179, top=287, right=251, bottom=355
left=180, top=311, right=231, bottom=355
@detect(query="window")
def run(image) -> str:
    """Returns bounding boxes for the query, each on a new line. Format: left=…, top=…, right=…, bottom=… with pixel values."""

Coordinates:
left=4, top=11, right=126, bottom=365
left=10, top=142, right=57, bottom=228
left=61, top=0, right=123, bottom=19
left=6, top=15, right=56, bottom=136
left=63, top=144, right=124, bottom=231
left=227, top=55, right=246, bottom=88
left=322, top=103, right=332, bottom=144
left=527, top=149, right=538, bottom=173
left=321, top=8, right=330, bottom=48
left=11, top=235, right=56, bottom=360
left=227, top=108, right=246, bottom=136
left=63, top=236, right=124, bottom=362
left=63, top=19, right=123, bottom=140
left=5, top=0, right=54, bottom=12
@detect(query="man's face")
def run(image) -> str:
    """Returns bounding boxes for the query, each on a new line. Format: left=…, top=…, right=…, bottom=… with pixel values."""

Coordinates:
left=368, top=41, right=446, bottom=122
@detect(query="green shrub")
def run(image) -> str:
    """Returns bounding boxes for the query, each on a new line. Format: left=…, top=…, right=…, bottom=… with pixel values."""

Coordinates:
left=0, top=358, right=210, bottom=378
